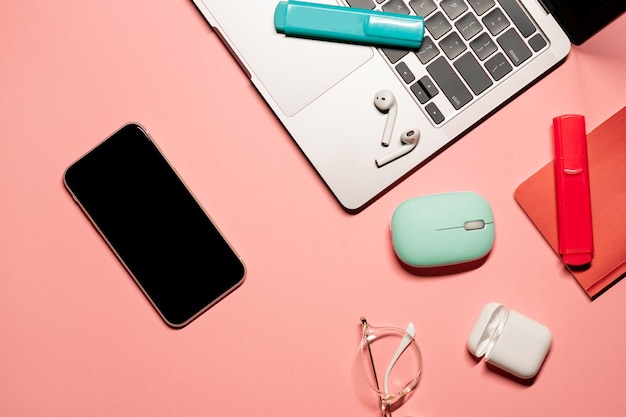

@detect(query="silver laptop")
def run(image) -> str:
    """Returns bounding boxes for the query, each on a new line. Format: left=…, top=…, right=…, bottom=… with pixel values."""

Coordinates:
left=192, top=0, right=625, bottom=212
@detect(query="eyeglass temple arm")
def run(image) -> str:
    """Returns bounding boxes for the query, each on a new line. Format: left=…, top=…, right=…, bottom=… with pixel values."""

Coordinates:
left=362, top=318, right=389, bottom=417
left=384, top=322, right=416, bottom=395
left=361, top=317, right=381, bottom=392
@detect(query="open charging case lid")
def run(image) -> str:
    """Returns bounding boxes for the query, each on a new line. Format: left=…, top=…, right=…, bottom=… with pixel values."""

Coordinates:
left=467, top=302, right=552, bottom=379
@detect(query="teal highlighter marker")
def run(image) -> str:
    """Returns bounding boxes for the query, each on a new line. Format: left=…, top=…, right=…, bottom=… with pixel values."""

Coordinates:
left=274, top=0, right=425, bottom=49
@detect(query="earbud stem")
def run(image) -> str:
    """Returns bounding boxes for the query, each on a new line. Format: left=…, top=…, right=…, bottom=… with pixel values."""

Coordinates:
left=375, top=144, right=415, bottom=167
left=381, top=107, right=397, bottom=147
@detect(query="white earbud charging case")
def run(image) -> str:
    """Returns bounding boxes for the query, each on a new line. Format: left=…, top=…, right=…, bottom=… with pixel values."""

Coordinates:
left=467, top=302, right=552, bottom=379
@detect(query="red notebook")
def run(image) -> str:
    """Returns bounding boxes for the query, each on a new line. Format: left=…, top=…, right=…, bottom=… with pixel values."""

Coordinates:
left=515, top=107, right=626, bottom=299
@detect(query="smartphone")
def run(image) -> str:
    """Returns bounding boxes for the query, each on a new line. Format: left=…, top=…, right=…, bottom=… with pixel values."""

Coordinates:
left=64, top=123, right=245, bottom=328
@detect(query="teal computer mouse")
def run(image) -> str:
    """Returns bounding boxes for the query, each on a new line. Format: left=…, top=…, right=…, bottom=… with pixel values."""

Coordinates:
left=391, top=192, right=495, bottom=267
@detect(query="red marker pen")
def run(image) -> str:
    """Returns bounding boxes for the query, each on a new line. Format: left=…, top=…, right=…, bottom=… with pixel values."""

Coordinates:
left=553, top=115, right=593, bottom=267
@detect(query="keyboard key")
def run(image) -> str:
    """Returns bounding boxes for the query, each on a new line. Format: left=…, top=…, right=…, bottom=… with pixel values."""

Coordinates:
left=425, top=102, right=445, bottom=124
left=411, top=82, right=430, bottom=104
left=454, top=52, right=493, bottom=94
left=456, top=12, right=483, bottom=40
left=470, top=32, right=497, bottom=60
left=418, top=75, right=439, bottom=98
left=344, top=0, right=375, bottom=9
left=439, top=32, right=467, bottom=60
left=484, top=52, right=512, bottom=80
left=396, top=61, right=416, bottom=83
left=528, top=33, right=547, bottom=52
left=426, top=11, right=453, bottom=39
left=467, top=0, right=495, bottom=15
left=499, top=0, right=536, bottom=38
left=427, top=56, right=473, bottom=110
left=441, top=0, right=469, bottom=20
left=497, top=28, right=532, bottom=66
left=409, top=0, right=438, bottom=17
left=415, top=36, right=440, bottom=64
left=382, top=48, right=409, bottom=64
left=383, top=0, right=411, bottom=14
left=483, top=8, right=510, bottom=36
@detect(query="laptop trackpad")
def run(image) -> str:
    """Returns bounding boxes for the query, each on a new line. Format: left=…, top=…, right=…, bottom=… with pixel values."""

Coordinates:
left=213, top=1, right=374, bottom=117
left=255, top=36, right=374, bottom=116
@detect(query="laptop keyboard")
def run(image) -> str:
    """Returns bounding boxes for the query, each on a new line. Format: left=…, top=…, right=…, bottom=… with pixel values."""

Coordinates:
left=345, top=0, right=548, bottom=125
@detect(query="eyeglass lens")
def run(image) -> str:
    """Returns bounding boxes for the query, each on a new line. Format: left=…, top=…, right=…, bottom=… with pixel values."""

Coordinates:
left=359, top=319, right=422, bottom=404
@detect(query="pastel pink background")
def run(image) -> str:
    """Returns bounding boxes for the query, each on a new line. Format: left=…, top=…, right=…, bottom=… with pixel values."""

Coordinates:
left=2, top=1, right=626, bottom=416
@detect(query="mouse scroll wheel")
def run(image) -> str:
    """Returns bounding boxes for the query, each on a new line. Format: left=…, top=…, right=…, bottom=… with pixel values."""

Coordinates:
left=464, top=220, right=485, bottom=231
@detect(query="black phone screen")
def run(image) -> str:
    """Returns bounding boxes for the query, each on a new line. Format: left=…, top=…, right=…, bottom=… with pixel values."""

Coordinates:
left=64, top=124, right=245, bottom=328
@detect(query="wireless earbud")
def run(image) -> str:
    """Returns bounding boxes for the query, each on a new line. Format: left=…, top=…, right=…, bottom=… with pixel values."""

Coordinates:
left=373, top=90, right=397, bottom=147
left=375, top=129, right=420, bottom=167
